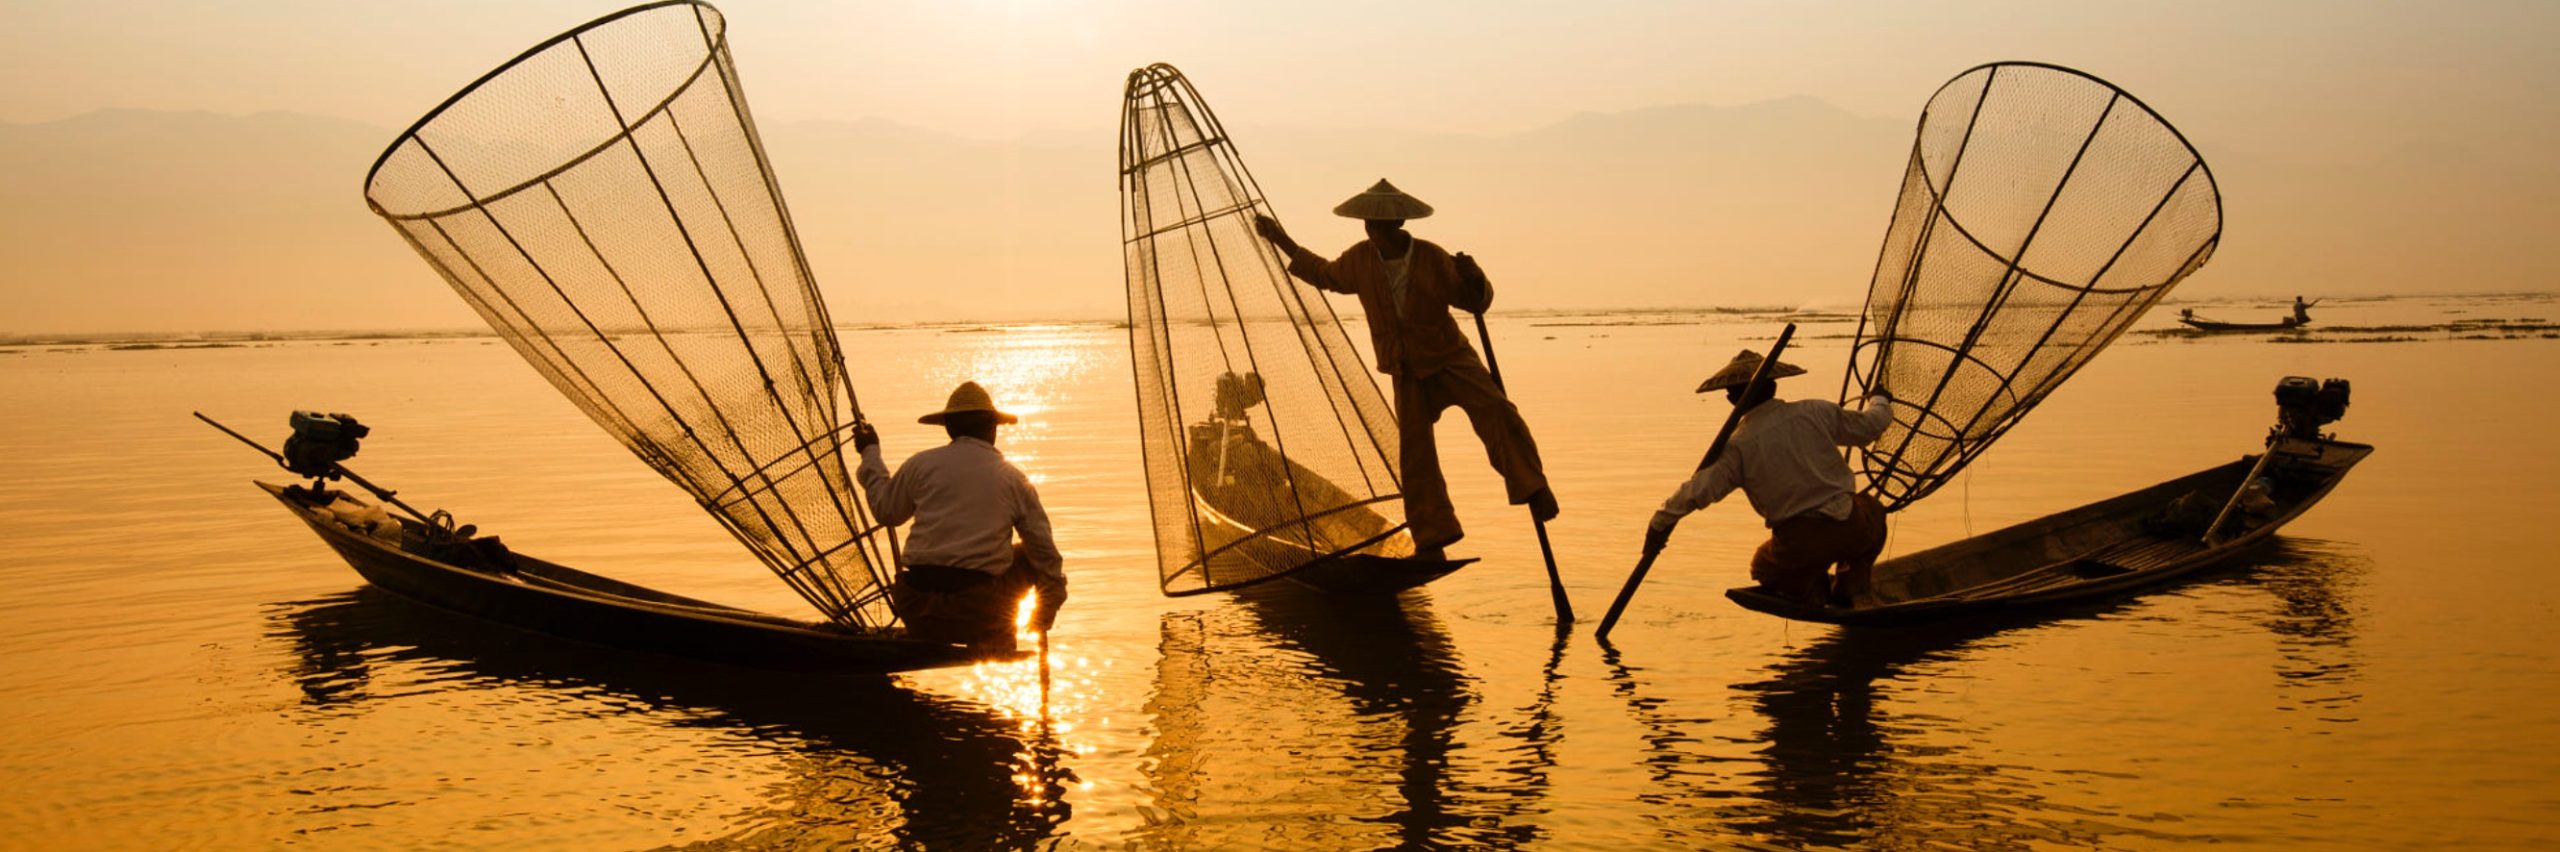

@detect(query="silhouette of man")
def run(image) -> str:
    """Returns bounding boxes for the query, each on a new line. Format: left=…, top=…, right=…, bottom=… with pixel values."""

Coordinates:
left=1647, top=350, right=1895, bottom=607
left=1254, top=179, right=1555, bottom=560
left=853, top=381, right=1063, bottom=650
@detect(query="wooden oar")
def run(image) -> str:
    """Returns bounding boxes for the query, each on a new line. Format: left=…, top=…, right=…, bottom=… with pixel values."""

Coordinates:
left=1469, top=308, right=1574, bottom=626
left=1594, top=323, right=1797, bottom=642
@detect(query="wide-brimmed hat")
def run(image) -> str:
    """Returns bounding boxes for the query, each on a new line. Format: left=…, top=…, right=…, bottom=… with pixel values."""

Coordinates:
left=1695, top=349, right=1807, bottom=393
left=918, top=381, right=1019, bottom=425
left=1332, top=179, right=1434, bottom=221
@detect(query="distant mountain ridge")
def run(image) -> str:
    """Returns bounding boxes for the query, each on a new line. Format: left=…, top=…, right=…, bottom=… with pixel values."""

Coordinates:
left=2, top=100, right=2551, bottom=334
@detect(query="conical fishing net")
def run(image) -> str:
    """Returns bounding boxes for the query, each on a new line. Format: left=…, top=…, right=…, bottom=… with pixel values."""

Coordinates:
left=363, top=1, right=895, bottom=628
left=1121, top=64, right=1414, bottom=596
left=1847, top=62, right=2222, bottom=510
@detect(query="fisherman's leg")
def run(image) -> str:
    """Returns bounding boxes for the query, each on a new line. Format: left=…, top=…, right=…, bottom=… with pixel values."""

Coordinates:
left=1007, top=542, right=1067, bottom=632
left=890, top=565, right=981, bottom=645
left=1828, top=495, right=1890, bottom=606
left=1396, top=373, right=1462, bottom=550
left=1752, top=524, right=1830, bottom=606
left=1438, top=361, right=1551, bottom=505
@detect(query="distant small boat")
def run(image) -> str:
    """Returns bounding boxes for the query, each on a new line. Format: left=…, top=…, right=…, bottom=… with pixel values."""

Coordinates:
left=2178, top=315, right=2308, bottom=332
left=2177, top=301, right=2315, bottom=332
left=258, top=481, right=999, bottom=672
left=1728, top=380, right=2369, bottom=626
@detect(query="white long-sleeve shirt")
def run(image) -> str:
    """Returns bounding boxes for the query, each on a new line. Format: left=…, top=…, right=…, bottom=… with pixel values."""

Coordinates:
left=856, top=437, right=1063, bottom=579
left=1659, top=396, right=1896, bottom=527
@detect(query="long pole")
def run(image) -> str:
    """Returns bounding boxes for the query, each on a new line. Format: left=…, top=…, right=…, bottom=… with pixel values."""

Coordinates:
left=1470, top=310, right=1574, bottom=625
left=1594, top=323, right=1797, bottom=642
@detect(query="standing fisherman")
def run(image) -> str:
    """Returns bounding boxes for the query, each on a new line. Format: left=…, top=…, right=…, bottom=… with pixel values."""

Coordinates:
left=1254, top=179, right=1557, bottom=560
left=1646, top=350, right=1895, bottom=607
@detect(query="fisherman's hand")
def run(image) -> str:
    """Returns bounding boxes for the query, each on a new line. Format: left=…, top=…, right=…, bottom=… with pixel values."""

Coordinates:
left=851, top=421, right=879, bottom=453
left=1643, top=510, right=1680, bottom=554
left=1252, top=214, right=1288, bottom=245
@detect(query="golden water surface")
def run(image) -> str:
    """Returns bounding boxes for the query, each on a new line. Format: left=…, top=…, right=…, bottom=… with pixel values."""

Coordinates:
left=1, top=295, right=2555, bottom=848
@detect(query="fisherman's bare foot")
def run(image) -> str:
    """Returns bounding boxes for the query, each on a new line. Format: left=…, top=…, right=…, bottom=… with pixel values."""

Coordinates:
left=1527, top=488, right=1559, bottom=523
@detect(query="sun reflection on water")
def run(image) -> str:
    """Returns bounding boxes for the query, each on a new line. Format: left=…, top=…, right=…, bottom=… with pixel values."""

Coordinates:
left=945, top=589, right=1105, bottom=809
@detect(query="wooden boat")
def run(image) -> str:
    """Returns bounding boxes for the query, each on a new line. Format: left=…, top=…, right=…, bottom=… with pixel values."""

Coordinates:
left=259, top=480, right=1002, bottom=672
left=280, top=2, right=1031, bottom=673
left=2179, top=315, right=2307, bottom=332
left=1726, top=432, right=2371, bottom=626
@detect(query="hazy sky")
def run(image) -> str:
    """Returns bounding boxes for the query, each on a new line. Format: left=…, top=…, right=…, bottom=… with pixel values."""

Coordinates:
left=9, top=0, right=2553, bottom=154
left=3, top=0, right=2556, bottom=333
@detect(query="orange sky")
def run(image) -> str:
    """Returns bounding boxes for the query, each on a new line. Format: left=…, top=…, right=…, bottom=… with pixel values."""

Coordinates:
left=2, top=0, right=2554, bottom=333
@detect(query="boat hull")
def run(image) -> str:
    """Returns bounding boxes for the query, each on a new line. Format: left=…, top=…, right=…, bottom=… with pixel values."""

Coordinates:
left=2179, top=318, right=2305, bottom=332
left=1726, top=435, right=2372, bottom=627
left=260, top=482, right=999, bottom=673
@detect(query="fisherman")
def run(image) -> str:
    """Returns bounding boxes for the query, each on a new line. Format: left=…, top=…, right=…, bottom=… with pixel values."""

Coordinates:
left=2290, top=296, right=2313, bottom=326
left=1645, top=350, right=1896, bottom=607
left=852, top=381, right=1064, bottom=651
left=1253, top=180, right=1557, bottom=560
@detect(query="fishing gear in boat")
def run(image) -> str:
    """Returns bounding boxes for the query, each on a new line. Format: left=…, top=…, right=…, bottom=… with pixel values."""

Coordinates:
left=362, top=0, right=895, bottom=631
left=1710, top=63, right=2374, bottom=626
left=195, top=411, right=436, bottom=529
left=1844, top=61, right=2224, bottom=512
left=1120, top=63, right=1472, bottom=597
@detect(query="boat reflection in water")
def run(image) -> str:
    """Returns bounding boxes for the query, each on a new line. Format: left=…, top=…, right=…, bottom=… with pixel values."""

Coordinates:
left=1139, top=588, right=1560, bottom=848
left=266, top=589, right=1073, bottom=846
left=1606, top=539, right=2363, bottom=846
left=1748, top=539, right=2365, bottom=846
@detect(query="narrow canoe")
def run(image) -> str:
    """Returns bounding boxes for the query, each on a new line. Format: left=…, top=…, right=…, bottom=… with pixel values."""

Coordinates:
left=1726, top=434, right=2372, bottom=626
left=259, top=481, right=1010, bottom=673
left=2179, top=317, right=2306, bottom=332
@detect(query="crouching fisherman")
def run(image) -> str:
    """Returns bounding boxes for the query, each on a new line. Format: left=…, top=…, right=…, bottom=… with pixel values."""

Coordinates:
left=854, top=381, right=1065, bottom=651
left=1646, top=350, right=1895, bottom=608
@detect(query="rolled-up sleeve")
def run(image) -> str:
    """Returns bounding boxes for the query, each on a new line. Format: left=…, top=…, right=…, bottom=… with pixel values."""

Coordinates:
left=1284, top=245, right=1357, bottom=295
left=1834, top=397, right=1895, bottom=447
left=856, top=445, right=913, bottom=525
left=1012, top=473, right=1064, bottom=579
left=1659, top=456, right=1742, bottom=518
left=1448, top=255, right=1493, bottom=314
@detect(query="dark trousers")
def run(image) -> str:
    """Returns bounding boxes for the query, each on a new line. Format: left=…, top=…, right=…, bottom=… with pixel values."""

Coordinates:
left=1750, top=494, right=1888, bottom=605
left=889, top=544, right=1065, bottom=649
left=1393, top=360, right=1549, bottom=548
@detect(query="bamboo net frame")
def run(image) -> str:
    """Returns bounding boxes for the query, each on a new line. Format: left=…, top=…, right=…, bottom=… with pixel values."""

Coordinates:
left=1844, top=61, right=2223, bottom=511
left=362, top=1, right=898, bottom=629
left=1120, top=63, right=1414, bottom=596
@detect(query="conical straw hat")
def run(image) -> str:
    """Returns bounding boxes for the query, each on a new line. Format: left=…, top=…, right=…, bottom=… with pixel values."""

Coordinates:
left=1332, top=179, right=1434, bottom=220
left=1695, top=349, right=1807, bottom=393
left=918, top=381, right=1020, bottom=425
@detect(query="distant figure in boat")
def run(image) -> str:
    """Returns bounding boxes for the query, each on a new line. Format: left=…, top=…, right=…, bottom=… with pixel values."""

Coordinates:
left=1647, top=350, right=1896, bottom=608
left=1254, top=179, right=1557, bottom=560
left=2290, top=295, right=2314, bottom=326
left=854, top=381, right=1064, bottom=651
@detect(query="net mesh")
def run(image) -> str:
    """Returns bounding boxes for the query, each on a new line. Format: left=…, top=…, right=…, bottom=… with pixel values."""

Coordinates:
left=1847, top=62, right=2222, bottom=511
left=363, top=1, right=896, bottom=629
left=1120, top=64, right=1413, bottom=596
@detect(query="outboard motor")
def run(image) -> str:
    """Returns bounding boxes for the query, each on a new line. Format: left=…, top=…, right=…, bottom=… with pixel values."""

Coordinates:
left=281, top=411, right=369, bottom=480
left=2274, top=377, right=2350, bottom=441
